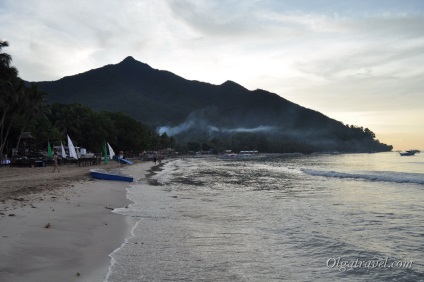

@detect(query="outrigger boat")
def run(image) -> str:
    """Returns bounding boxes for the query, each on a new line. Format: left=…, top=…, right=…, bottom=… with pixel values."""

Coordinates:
left=112, top=155, right=134, bottom=165
left=89, top=168, right=133, bottom=182
left=399, top=150, right=419, bottom=156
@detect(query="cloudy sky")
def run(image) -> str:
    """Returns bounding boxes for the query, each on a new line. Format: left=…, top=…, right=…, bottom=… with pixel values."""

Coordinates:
left=1, top=0, right=423, bottom=150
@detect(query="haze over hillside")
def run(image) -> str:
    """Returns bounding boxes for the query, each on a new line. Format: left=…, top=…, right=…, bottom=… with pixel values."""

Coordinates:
left=35, top=57, right=392, bottom=153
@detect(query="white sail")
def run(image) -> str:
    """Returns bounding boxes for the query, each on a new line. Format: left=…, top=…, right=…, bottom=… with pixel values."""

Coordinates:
left=107, top=142, right=115, bottom=160
left=67, top=135, right=78, bottom=160
left=61, top=142, right=67, bottom=158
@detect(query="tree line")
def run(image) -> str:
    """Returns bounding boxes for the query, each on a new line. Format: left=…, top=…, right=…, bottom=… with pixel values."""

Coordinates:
left=1, top=40, right=392, bottom=157
left=174, top=127, right=392, bottom=155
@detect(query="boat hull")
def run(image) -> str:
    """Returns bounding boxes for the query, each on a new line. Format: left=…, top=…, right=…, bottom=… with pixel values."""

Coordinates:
left=399, top=150, right=416, bottom=156
left=112, top=156, right=134, bottom=165
left=90, top=169, right=133, bottom=182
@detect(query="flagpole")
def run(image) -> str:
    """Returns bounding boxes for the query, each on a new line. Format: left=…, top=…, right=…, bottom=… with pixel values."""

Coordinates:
left=48, top=140, right=54, bottom=171
left=103, top=142, right=109, bottom=165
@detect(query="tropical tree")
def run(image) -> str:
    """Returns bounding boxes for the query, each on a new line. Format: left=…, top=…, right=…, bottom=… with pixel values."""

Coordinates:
left=46, top=103, right=117, bottom=152
left=104, top=112, right=153, bottom=152
left=0, top=41, right=18, bottom=98
left=0, top=40, right=20, bottom=158
left=15, top=83, right=48, bottom=148
left=0, top=40, right=26, bottom=159
left=159, top=132, right=170, bottom=149
left=29, top=113, right=62, bottom=147
left=49, top=103, right=85, bottom=138
left=81, top=111, right=117, bottom=153
left=0, top=41, right=16, bottom=128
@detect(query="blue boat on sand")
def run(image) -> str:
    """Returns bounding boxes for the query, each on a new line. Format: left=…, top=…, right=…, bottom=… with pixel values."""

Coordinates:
left=90, top=168, right=134, bottom=182
left=112, top=155, right=134, bottom=165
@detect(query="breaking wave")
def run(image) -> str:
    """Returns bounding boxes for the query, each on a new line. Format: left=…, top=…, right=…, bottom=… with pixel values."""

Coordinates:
left=301, top=169, right=424, bottom=185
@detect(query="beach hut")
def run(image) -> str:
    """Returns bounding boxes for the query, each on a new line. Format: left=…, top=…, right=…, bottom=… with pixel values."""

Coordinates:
left=13, top=131, right=36, bottom=157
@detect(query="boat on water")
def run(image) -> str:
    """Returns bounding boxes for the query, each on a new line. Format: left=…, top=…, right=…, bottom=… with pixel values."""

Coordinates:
left=219, top=150, right=260, bottom=159
left=90, top=168, right=134, bottom=182
left=399, top=150, right=419, bottom=156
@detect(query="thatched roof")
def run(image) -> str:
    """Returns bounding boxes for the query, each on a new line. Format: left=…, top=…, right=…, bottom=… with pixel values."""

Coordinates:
left=19, top=132, right=35, bottom=139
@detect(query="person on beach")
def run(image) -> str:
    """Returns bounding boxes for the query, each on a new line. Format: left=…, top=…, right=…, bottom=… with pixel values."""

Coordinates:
left=52, top=152, right=60, bottom=173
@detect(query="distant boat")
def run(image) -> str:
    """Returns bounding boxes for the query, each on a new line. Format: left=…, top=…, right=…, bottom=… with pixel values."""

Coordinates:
left=399, top=150, right=417, bottom=156
left=220, top=150, right=259, bottom=159
left=89, top=168, right=133, bottom=182
left=220, top=153, right=239, bottom=159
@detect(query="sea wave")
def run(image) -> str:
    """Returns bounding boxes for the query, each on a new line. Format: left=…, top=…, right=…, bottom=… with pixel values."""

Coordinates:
left=301, top=169, right=424, bottom=185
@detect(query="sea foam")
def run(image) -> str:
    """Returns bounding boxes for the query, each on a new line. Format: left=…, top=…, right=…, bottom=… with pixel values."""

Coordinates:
left=301, top=168, right=424, bottom=185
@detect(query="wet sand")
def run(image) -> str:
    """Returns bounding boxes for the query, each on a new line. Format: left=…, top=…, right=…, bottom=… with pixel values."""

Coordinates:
left=0, top=161, right=153, bottom=282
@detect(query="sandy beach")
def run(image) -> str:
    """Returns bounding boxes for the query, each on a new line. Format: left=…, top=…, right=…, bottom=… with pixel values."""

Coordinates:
left=0, top=161, right=154, bottom=282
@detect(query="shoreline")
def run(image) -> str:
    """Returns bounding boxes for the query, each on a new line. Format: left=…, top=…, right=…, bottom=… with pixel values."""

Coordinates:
left=0, top=161, right=155, bottom=282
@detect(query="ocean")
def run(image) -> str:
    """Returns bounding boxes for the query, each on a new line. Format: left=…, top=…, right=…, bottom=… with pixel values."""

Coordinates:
left=106, top=152, right=423, bottom=281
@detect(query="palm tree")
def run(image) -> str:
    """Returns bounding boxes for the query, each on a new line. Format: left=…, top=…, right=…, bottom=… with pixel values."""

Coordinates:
left=0, top=40, right=18, bottom=112
left=0, top=78, right=25, bottom=158
left=0, top=40, right=17, bottom=129
left=0, top=41, right=16, bottom=75
left=0, top=40, right=23, bottom=159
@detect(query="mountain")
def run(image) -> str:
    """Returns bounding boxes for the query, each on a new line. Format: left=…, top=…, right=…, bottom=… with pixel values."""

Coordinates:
left=34, top=56, right=392, bottom=153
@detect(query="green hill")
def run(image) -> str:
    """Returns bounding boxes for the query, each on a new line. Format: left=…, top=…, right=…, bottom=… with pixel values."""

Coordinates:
left=34, top=56, right=392, bottom=153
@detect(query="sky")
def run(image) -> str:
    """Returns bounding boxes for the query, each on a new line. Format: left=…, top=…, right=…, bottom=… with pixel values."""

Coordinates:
left=1, top=0, right=423, bottom=150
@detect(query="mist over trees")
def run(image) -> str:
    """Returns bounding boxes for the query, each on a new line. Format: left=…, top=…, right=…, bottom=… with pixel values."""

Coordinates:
left=2, top=43, right=393, bottom=157
left=165, top=121, right=392, bottom=154
left=35, top=56, right=392, bottom=154
left=155, top=106, right=392, bottom=153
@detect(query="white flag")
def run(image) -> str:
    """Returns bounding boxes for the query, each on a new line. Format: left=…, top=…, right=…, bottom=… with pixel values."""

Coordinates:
left=107, top=142, right=115, bottom=160
left=61, top=142, right=67, bottom=158
left=67, top=135, right=78, bottom=160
